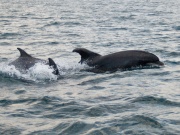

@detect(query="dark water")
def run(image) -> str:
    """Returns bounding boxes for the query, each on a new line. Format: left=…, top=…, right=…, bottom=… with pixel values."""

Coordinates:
left=0, top=0, right=180, bottom=134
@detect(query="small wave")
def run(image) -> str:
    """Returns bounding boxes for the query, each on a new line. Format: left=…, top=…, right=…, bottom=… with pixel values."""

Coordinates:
left=64, top=22, right=82, bottom=26
left=44, top=21, right=83, bottom=27
left=1, top=96, right=79, bottom=118
left=31, top=121, right=93, bottom=135
left=55, top=121, right=93, bottom=135
left=41, top=104, right=88, bottom=119
left=173, top=26, right=180, bottom=31
left=47, top=41, right=59, bottom=45
left=168, top=51, right=180, bottom=57
left=131, top=115, right=163, bottom=128
left=0, top=124, right=22, bottom=135
left=0, top=98, right=38, bottom=107
left=165, top=60, right=180, bottom=65
left=109, top=27, right=128, bottom=31
left=79, top=77, right=105, bottom=86
left=1, top=96, right=64, bottom=118
left=132, top=96, right=180, bottom=107
left=0, top=32, right=21, bottom=39
left=87, top=86, right=105, bottom=90
left=113, top=15, right=135, bottom=21
left=44, top=21, right=62, bottom=27
left=36, top=96, right=62, bottom=105
left=67, top=34, right=80, bottom=37
left=87, top=115, right=163, bottom=135
left=85, top=106, right=108, bottom=117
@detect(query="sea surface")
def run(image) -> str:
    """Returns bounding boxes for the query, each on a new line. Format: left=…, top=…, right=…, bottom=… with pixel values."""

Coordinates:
left=0, top=0, right=180, bottom=134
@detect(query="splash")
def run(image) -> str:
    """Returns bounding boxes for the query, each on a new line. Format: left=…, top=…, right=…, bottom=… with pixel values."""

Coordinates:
left=54, top=58, right=87, bottom=76
left=0, top=59, right=85, bottom=83
left=0, top=62, right=57, bottom=83
left=28, top=63, right=58, bottom=81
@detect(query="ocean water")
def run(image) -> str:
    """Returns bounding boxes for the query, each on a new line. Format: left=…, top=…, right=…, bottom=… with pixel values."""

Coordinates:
left=0, top=0, right=180, bottom=134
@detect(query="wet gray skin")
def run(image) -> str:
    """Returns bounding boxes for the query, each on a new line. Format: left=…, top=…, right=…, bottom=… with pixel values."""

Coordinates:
left=73, top=48, right=164, bottom=72
left=9, top=48, right=59, bottom=75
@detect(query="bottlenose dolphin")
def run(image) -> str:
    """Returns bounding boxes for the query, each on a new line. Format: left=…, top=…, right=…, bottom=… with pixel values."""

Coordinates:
left=9, top=48, right=59, bottom=75
left=73, top=48, right=164, bottom=72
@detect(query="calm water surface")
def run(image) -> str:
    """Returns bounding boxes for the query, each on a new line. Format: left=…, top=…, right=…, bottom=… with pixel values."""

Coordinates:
left=0, top=0, right=180, bottom=134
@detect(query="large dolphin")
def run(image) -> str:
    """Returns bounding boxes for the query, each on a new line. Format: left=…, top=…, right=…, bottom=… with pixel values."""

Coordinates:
left=9, top=48, right=59, bottom=75
left=73, top=48, right=164, bottom=72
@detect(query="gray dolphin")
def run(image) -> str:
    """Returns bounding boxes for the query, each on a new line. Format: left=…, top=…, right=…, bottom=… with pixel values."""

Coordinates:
left=9, top=48, right=59, bottom=75
left=73, top=48, right=164, bottom=72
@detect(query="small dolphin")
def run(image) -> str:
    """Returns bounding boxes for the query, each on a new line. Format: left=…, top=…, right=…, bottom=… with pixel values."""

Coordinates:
left=9, top=48, right=59, bottom=75
left=73, top=48, right=164, bottom=72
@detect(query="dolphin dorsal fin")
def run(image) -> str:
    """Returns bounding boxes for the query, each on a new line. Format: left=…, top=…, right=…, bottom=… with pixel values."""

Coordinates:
left=48, top=58, right=59, bottom=75
left=73, top=48, right=101, bottom=63
left=17, top=48, right=32, bottom=57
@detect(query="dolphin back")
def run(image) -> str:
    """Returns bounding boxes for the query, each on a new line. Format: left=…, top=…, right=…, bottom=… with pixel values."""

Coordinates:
left=9, top=48, right=60, bottom=76
left=9, top=48, right=46, bottom=70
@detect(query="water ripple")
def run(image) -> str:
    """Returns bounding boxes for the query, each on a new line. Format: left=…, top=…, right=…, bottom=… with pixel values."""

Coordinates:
left=0, top=98, right=38, bottom=107
left=0, top=32, right=21, bottom=39
left=0, top=0, right=180, bottom=134
left=173, top=26, right=180, bottom=31
left=132, top=96, right=180, bottom=107
left=0, top=125, right=22, bottom=135
left=86, top=115, right=165, bottom=135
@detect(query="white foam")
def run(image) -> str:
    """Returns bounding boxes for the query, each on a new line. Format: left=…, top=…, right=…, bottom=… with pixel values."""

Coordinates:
left=28, top=63, right=58, bottom=81
left=0, top=58, right=86, bottom=83
left=54, top=58, right=86, bottom=75
left=0, top=62, right=32, bottom=81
